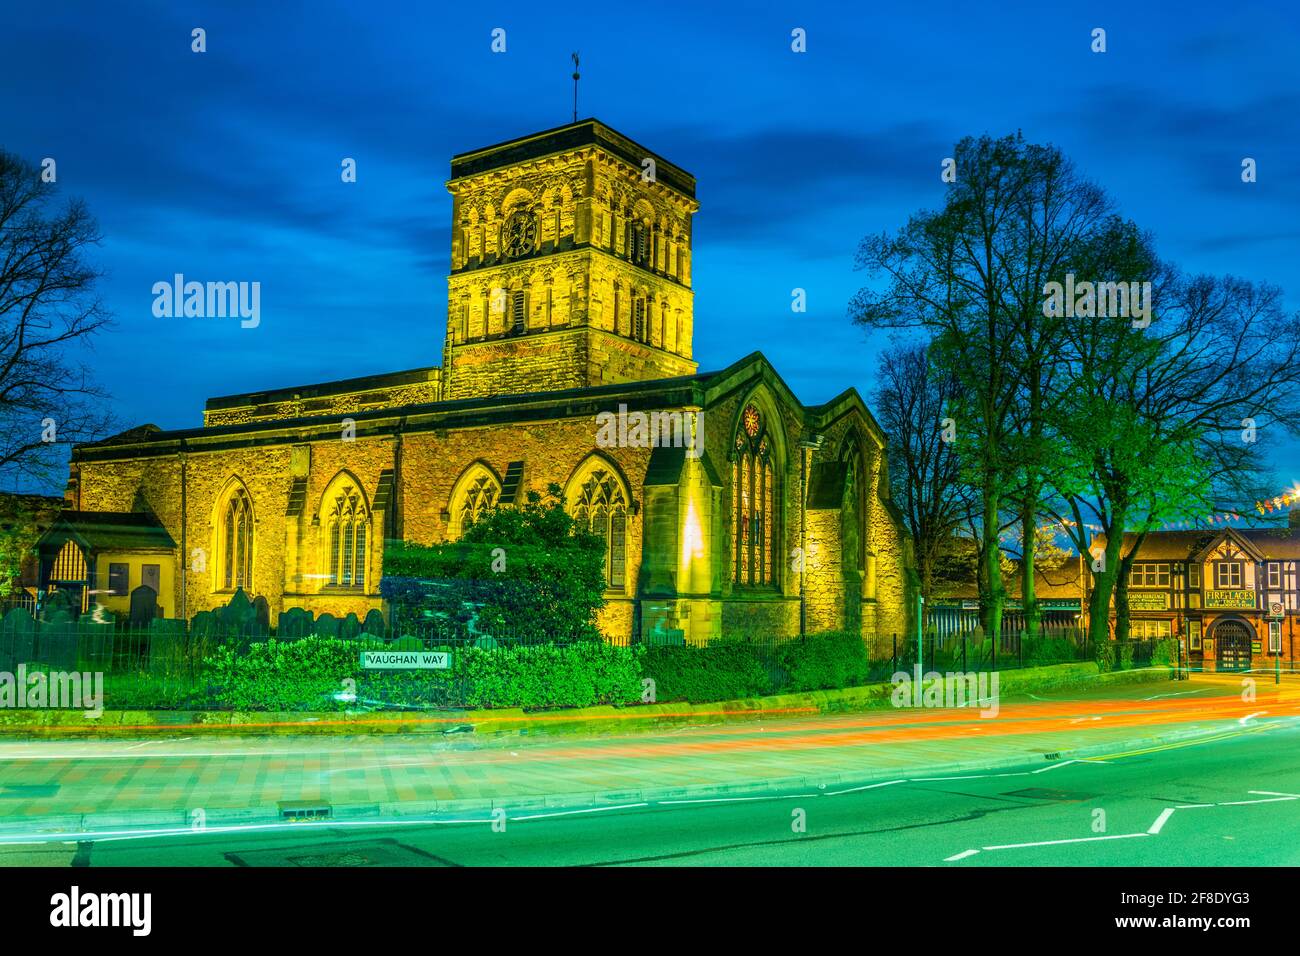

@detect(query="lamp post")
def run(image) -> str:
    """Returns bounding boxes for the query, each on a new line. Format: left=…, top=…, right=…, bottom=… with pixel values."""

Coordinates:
left=917, top=593, right=925, bottom=684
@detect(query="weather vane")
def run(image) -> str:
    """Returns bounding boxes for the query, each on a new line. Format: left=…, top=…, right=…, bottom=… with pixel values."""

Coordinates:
left=571, top=52, right=580, bottom=123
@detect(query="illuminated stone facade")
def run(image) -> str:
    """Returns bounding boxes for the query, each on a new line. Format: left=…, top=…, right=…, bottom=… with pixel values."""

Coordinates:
left=62, top=119, right=911, bottom=647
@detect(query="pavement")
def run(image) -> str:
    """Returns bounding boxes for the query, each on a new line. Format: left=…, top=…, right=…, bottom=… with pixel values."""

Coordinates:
left=1, top=671, right=1296, bottom=844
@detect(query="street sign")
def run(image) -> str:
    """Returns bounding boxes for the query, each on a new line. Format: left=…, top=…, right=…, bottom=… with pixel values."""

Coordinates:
left=360, top=650, right=451, bottom=670
left=1267, top=601, right=1285, bottom=620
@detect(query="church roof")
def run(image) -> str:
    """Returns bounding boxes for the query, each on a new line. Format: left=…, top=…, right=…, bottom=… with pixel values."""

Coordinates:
left=449, top=118, right=696, bottom=199
left=39, top=511, right=177, bottom=554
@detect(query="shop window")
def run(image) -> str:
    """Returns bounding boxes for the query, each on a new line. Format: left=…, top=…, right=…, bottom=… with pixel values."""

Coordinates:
left=1188, top=620, right=1202, bottom=651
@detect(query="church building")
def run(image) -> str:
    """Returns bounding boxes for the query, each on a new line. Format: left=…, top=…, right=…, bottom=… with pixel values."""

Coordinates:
left=51, top=119, right=911, bottom=647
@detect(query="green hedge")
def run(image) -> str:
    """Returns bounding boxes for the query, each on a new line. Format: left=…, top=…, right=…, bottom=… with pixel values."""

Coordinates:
left=641, top=642, right=772, bottom=704
left=202, top=636, right=644, bottom=711
left=775, top=631, right=874, bottom=692
left=642, top=631, right=873, bottom=703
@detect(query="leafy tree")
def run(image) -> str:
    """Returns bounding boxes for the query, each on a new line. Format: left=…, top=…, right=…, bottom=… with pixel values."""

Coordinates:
left=1048, top=253, right=1300, bottom=643
left=0, top=493, right=60, bottom=597
left=381, top=484, right=608, bottom=642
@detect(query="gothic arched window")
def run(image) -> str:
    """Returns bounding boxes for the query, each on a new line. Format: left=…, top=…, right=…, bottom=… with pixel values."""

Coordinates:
left=224, top=487, right=254, bottom=590
left=326, top=485, right=370, bottom=588
left=569, top=462, right=629, bottom=589
left=450, top=467, right=501, bottom=539
left=732, top=403, right=779, bottom=586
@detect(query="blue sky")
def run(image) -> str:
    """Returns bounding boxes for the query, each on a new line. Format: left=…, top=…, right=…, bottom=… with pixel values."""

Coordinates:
left=3, top=0, right=1297, bottom=500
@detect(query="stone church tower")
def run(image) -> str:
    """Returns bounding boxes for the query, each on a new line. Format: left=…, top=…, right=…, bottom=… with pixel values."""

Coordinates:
left=441, top=120, right=699, bottom=399
left=51, top=118, right=912, bottom=648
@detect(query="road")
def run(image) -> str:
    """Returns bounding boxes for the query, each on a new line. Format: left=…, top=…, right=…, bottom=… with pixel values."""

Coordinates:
left=1, top=678, right=1298, bottom=866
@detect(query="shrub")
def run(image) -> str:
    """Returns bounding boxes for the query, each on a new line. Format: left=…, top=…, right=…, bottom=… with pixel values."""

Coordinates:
left=641, top=642, right=771, bottom=703
left=775, top=631, right=873, bottom=692
left=1024, top=637, right=1079, bottom=667
left=1152, top=637, right=1178, bottom=666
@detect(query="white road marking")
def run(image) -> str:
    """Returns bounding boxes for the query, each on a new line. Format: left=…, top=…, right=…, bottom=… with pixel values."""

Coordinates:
left=944, top=849, right=979, bottom=862
left=1249, top=790, right=1300, bottom=798
left=658, top=794, right=813, bottom=805
left=1239, top=711, right=1267, bottom=725
left=1216, top=796, right=1299, bottom=806
left=1148, top=808, right=1176, bottom=834
left=824, top=779, right=907, bottom=796
left=1032, top=760, right=1080, bottom=774
left=513, top=803, right=648, bottom=820
left=982, top=832, right=1149, bottom=851
left=1068, top=717, right=1102, bottom=724
left=1142, top=689, right=1210, bottom=701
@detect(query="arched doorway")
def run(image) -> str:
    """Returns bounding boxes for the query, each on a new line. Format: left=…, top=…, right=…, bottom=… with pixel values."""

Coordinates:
left=1213, top=619, right=1253, bottom=672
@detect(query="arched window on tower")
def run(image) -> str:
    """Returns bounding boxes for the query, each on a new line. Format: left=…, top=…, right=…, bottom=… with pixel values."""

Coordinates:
left=223, top=487, right=254, bottom=590
left=568, top=461, right=629, bottom=589
left=631, top=220, right=649, bottom=266
left=510, top=291, right=526, bottom=333
left=731, top=403, right=779, bottom=587
left=633, top=297, right=646, bottom=343
left=326, top=484, right=370, bottom=588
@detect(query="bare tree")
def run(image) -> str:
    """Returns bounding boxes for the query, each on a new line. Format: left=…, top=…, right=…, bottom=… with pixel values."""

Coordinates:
left=851, top=133, right=1113, bottom=645
left=874, top=342, right=967, bottom=606
left=0, top=150, right=115, bottom=488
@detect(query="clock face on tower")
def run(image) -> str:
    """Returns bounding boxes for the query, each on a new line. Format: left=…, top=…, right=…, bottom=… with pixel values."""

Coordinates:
left=502, top=210, right=538, bottom=258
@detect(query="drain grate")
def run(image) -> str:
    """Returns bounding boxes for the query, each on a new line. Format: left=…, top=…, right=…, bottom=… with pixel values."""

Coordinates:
left=278, top=800, right=332, bottom=821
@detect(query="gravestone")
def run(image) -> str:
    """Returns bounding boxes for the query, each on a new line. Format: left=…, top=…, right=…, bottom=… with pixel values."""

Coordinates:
left=313, top=613, right=339, bottom=639
left=73, top=612, right=113, bottom=671
left=362, top=609, right=386, bottom=640
left=251, top=595, right=271, bottom=636
left=128, top=584, right=159, bottom=627
left=221, top=588, right=256, bottom=633
left=339, top=612, right=361, bottom=641
left=37, top=616, right=77, bottom=671
left=1, top=608, right=37, bottom=672
left=276, top=606, right=313, bottom=641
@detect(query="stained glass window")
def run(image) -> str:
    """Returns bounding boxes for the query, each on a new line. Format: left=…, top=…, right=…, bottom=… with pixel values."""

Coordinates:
left=327, top=486, right=369, bottom=588
left=455, top=473, right=499, bottom=539
left=224, top=488, right=254, bottom=590
left=571, top=467, right=628, bottom=588
left=732, top=404, right=778, bottom=586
